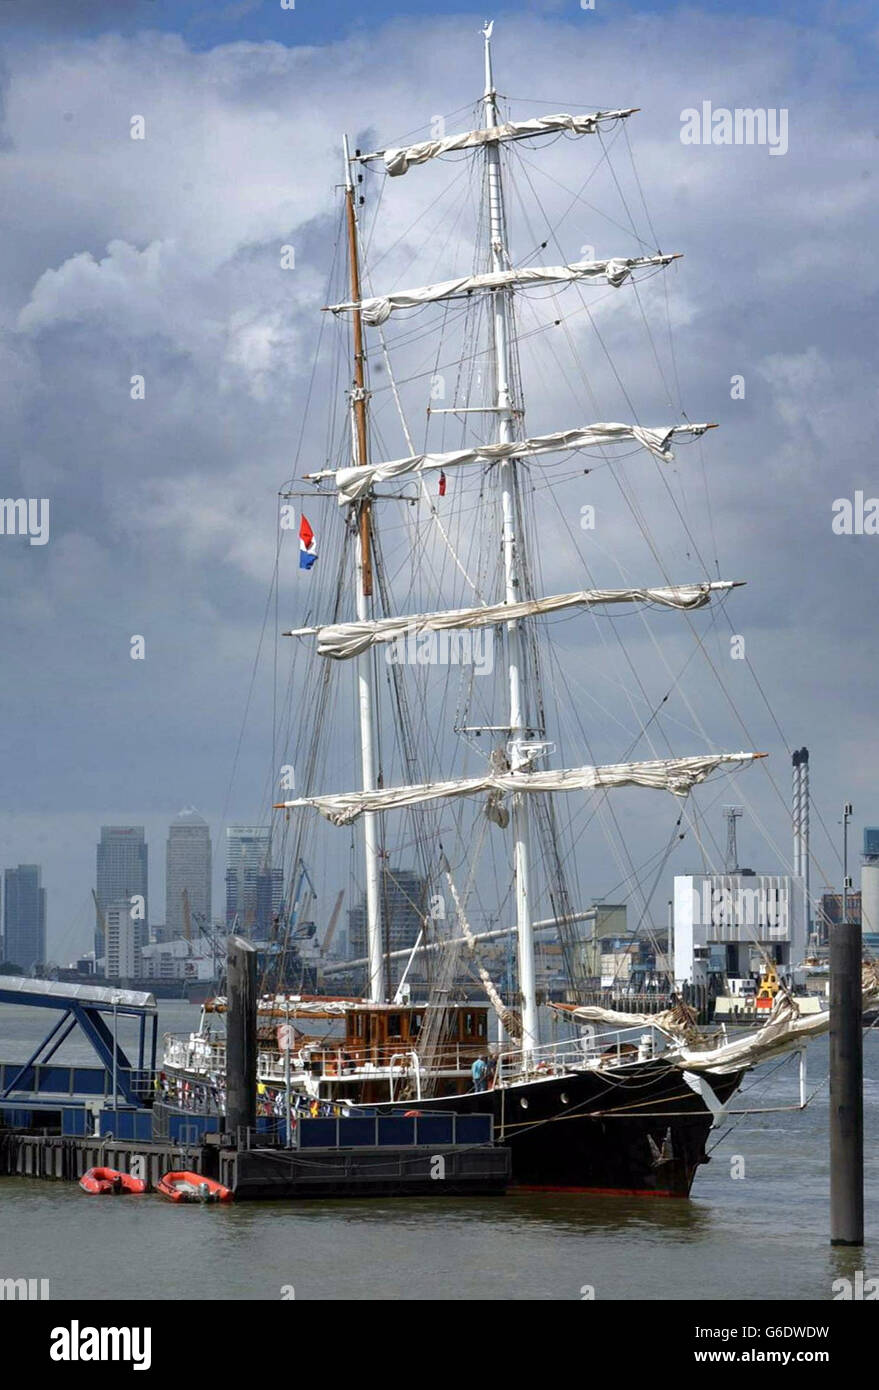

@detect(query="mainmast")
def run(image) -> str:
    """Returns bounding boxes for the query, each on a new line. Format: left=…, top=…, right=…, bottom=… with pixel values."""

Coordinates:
left=482, top=22, right=539, bottom=1054
left=343, top=134, right=384, bottom=1004
left=282, top=48, right=762, bottom=1060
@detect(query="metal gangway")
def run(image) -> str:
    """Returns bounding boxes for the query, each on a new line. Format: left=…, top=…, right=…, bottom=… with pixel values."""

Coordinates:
left=0, top=975, right=158, bottom=1113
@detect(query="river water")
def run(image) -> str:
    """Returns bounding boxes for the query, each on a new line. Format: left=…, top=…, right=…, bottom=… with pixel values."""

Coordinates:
left=1, top=1001, right=877, bottom=1300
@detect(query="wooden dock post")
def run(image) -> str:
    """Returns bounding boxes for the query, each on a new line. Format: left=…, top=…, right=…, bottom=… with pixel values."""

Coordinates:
left=829, top=817, right=864, bottom=1245
left=225, top=935, right=257, bottom=1145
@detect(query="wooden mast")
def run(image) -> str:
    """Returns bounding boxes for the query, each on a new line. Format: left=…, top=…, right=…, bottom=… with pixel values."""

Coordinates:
left=343, top=133, right=383, bottom=1002
left=344, top=157, right=373, bottom=598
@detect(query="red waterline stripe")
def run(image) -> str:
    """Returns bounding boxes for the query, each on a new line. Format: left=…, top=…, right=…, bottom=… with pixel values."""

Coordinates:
left=513, top=1183, right=685, bottom=1198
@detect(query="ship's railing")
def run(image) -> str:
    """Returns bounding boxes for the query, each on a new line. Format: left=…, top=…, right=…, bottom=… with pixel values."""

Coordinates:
left=158, top=1075, right=222, bottom=1112
left=162, top=1025, right=672, bottom=1106
left=495, top=1025, right=671, bottom=1085
left=162, top=1032, right=227, bottom=1078
left=297, top=1043, right=476, bottom=1075
left=162, top=1032, right=475, bottom=1083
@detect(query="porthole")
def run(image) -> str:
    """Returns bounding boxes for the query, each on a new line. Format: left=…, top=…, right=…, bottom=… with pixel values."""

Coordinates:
left=519, top=1096, right=529, bottom=1109
left=560, top=1092, right=569, bottom=1105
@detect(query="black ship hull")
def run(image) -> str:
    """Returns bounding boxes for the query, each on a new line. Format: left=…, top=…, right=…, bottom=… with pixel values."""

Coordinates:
left=387, top=1059, right=744, bottom=1197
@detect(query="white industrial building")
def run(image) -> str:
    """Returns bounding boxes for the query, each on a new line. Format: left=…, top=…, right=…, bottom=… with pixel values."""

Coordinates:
left=673, top=871, right=807, bottom=992
left=139, top=936, right=216, bottom=982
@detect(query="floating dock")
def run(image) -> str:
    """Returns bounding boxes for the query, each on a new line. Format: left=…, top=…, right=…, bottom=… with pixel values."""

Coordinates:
left=0, top=1119, right=510, bottom=1200
left=0, top=963, right=509, bottom=1200
left=0, top=1131, right=212, bottom=1189
left=221, top=1112, right=509, bottom=1199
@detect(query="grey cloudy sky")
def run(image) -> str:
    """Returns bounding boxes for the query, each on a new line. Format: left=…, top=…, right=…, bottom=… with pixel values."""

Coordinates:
left=0, top=2, right=877, bottom=961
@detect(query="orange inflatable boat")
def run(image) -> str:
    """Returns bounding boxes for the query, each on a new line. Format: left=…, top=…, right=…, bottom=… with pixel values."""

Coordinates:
left=156, top=1171, right=232, bottom=1203
left=80, top=1167, right=147, bottom=1195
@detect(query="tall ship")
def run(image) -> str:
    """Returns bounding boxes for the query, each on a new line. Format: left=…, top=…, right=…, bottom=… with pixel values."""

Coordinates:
left=162, top=23, right=873, bottom=1196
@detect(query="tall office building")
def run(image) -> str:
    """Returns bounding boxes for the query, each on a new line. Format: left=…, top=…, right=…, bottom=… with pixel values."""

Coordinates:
left=2, top=864, right=46, bottom=974
left=165, top=809, right=212, bottom=939
left=96, top=827, right=148, bottom=960
left=104, top=899, right=141, bottom=979
left=347, top=867, right=426, bottom=959
left=225, top=826, right=282, bottom=938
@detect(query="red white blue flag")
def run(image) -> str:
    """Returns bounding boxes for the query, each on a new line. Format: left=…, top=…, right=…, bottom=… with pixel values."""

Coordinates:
left=299, top=514, right=317, bottom=570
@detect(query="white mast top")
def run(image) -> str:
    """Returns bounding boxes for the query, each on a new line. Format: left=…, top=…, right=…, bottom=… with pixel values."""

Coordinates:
left=482, top=19, right=495, bottom=100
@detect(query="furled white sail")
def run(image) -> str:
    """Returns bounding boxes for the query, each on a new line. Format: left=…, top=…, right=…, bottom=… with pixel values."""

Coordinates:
left=677, top=964, right=879, bottom=1075
left=329, top=254, right=677, bottom=326
left=358, top=110, right=638, bottom=176
left=307, top=422, right=713, bottom=504
left=675, top=1003, right=831, bottom=1074
left=567, top=967, right=879, bottom=1076
left=286, top=582, right=740, bottom=661
left=567, top=1004, right=701, bottom=1036
left=277, top=753, right=764, bottom=826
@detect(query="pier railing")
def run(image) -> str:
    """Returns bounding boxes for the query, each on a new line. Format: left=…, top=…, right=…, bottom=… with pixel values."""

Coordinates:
left=574, top=990, right=675, bottom=1014
left=0, top=1060, right=158, bottom=1105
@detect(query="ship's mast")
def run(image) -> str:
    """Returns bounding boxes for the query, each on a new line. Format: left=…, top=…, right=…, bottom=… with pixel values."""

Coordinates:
left=482, top=23, right=539, bottom=1054
left=343, top=134, right=384, bottom=1004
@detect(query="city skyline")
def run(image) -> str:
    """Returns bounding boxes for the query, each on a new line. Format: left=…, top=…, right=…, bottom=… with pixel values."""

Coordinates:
left=5, top=802, right=879, bottom=969
left=1, top=809, right=234, bottom=965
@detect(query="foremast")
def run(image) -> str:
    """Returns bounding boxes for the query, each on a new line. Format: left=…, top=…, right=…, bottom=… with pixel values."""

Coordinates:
left=343, top=133, right=384, bottom=1005
left=482, top=21, right=539, bottom=1054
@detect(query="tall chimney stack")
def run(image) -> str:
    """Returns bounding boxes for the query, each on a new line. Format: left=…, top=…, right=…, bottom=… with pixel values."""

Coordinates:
left=792, top=749, right=803, bottom=878
left=792, top=748, right=812, bottom=939
left=800, top=748, right=811, bottom=938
